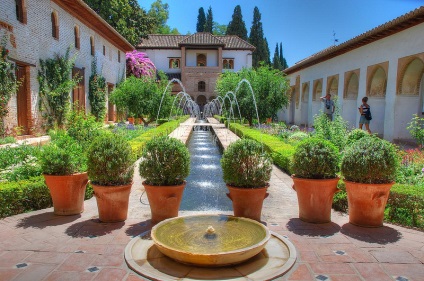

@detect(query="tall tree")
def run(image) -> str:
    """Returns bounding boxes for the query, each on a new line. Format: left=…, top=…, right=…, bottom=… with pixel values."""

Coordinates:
left=83, top=0, right=155, bottom=46
left=204, top=6, right=213, bottom=33
left=213, top=22, right=227, bottom=35
left=272, top=43, right=282, bottom=70
left=196, top=7, right=206, bottom=32
left=264, top=37, right=271, bottom=65
left=148, top=0, right=179, bottom=34
left=249, top=7, right=268, bottom=68
left=279, top=42, right=289, bottom=69
left=226, top=5, right=247, bottom=40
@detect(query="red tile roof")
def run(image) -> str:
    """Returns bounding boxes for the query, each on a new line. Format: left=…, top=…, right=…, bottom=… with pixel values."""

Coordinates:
left=284, top=6, right=424, bottom=75
left=137, top=33, right=255, bottom=51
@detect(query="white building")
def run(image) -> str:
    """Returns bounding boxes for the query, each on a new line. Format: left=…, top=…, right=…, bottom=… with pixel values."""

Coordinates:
left=0, top=0, right=133, bottom=135
left=282, top=6, right=424, bottom=142
left=137, top=32, right=255, bottom=111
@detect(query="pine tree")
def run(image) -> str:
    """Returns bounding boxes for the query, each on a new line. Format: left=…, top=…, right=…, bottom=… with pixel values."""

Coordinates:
left=272, top=43, right=282, bottom=70
left=249, top=7, right=268, bottom=68
left=279, top=42, right=284, bottom=68
left=226, top=5, right=247, bottom=40
left=264, top=37, right=271, bottom=65
left=204, top=6, right=213, bottom=33
left=196, top=7, right=206, bottom=32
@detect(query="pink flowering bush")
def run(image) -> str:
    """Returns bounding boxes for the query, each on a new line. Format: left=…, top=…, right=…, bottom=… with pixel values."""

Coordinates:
left=126, top=51, right=156, bottom=78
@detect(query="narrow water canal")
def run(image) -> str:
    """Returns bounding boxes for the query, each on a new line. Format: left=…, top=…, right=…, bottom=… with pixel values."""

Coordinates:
left=180, top=122, right=232, bottom=211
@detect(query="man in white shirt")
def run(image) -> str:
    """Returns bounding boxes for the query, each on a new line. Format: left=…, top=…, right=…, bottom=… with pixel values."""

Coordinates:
left=320, top=94, right=335, bottom=121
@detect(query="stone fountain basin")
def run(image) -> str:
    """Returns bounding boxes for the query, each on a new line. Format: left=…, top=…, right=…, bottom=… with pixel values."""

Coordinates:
left=151, top=214, right=271, bottom=267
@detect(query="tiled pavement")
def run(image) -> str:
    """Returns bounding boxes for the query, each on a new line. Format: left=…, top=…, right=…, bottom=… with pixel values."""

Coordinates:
left=0, top=120, right=423, bottom=281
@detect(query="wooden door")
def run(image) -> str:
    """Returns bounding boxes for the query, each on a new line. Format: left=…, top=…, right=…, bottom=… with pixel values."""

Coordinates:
left=16, top=64, right=30, bottom=135
left=72, top=67, right=85, bottom=109
left=107, top=83, right=115, bottom=122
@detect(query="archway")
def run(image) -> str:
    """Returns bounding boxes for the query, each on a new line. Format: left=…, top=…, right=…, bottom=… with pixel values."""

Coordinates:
left=197, top=95, right=207, bottom=112
left=301, top=83, right=309, bottom=126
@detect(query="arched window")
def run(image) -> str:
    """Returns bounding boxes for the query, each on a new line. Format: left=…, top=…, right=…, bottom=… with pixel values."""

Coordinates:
left=51, top=11, right=59, bottom=39
left=118, top=50, right=121, bottom=62
left=103, top=45, right=106, bottom=56
left=399, top=58, right=424, bottom=95
left=15, top=0, right=27, bottom=24
left=90, top=36, right=94, bottom=56
left=197, top=54, right=206, bottom=67
left=344, top=73, right=359, bottom=99
left=74, top=26, right=80, bottom=50
left=198, top=81, right=206, bottom=92
left=302, top=83, right=309, bottom=102
left=313, top=80, right=322, bottom=101
left=369, top=67, right=387, bottom=97
left=169, top=59, right=174, bottom=69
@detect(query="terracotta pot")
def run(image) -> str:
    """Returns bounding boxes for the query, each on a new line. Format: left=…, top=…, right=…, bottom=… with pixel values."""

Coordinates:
left=128, top=117, right=135, bottom=124
left=92, top=183, right=132, bottom=222
left=135, top=118, right=142, bottom=125
left=44, top=173, right=88, bottom=215
left=292, top=176, right=339, bottom=223
left=345, top=180, right=394, bottom=227
left=143, top=181, right=185, bottom=224
left=226, top=185, right=269, bottom=222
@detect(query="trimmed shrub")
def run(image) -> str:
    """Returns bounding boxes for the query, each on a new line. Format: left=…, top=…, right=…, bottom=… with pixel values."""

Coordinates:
left=139, top=136, right=190, bottom=186
left=292, top=138, right=339, bottom=179
left=287, top=131, right=309, bottom=144
left=387, top=184, right=424, bottom=228
left=221, top=139, right=272, bottom=188
left=346, top=129, right=369, bottom=147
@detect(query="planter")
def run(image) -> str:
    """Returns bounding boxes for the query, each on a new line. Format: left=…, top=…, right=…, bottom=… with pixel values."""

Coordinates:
left=128, top=117, right=135, bottom=124
left=92, top=183, right=132, bottom=222
left=345, top=180, right=394, bottom=227
left=143, top=181, right=186, bottom=224
left=135, top=118, right=142, bottom=125
left=292, top=176, right=339, bottom=223
left=226, top=185, right=269, bottom=222
left=44, top=173, right=88, bottom=215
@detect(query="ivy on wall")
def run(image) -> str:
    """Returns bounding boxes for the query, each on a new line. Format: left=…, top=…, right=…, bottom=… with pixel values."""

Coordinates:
left=88, top=58, right=106, bottom=122
left=37, top=47, right=78, bottom=129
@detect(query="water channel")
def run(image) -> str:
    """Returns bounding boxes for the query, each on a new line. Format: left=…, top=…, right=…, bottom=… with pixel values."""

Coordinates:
left=179, top=120, right=232, bottom=211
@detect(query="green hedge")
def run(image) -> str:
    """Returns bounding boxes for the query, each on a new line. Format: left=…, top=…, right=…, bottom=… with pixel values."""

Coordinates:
left=0, top=176, right=93, bottom=218
left=227, top=122, right=295, bottom=173
left=129, top=116, right=189, bottom=157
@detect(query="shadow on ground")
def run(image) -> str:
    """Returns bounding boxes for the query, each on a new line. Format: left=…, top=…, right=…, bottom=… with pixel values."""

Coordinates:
left=340, top=223, right=402, bottom=244
left=286, top=218, right=341, bottom=237
left=125, top=219, right=153, bottom=238
left=16, top=212, right=81, bottom=229
left=65, top=218, right=125, bottom=237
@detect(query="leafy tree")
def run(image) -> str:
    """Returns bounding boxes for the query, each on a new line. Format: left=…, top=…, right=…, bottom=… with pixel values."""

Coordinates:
left=83, top=0, right=156, bottom=46
left=0, top=36, right=19, bottom=137
left=226, top=5, right=248, bottom=40
left=249, top=7, right=268, bottom=68
left=204, top=6, right=213, bottom=33
left=38, top=47, right=78, bottom=129
left=196, top=7, right=206, bottom=32
left=148, top=0, right=179, bottom=34
left=272, top=43, right=282, bottom=70
left=216, top=66, right=290, bottom=126
left=213, top=22, right=227, bottom=35
left=110, top=72, right=172, bottom=126
left=88, top=58, right=106, bottom=121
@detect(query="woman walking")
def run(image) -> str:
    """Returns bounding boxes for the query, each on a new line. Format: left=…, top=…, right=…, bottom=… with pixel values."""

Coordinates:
left=358, top=96, right=371, bottom=134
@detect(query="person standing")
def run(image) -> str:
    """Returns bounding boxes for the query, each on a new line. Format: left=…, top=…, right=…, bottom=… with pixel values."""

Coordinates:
left=358, top=96, right=371, bottom=134
left=320, top=94, right=335, bottom=120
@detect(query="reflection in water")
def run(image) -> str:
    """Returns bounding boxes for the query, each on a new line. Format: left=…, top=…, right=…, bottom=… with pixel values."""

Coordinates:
left=181, top=126, right=232, bottom=211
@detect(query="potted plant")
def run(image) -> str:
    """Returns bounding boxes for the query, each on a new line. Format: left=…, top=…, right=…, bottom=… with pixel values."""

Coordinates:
left=341, top=136, right=399, bottom=227
left=291, top=138, right=340, bottom=223
left=221, top=138, right=272, bottom=221
left=87, top=132, right=134, bottom=222
left=139, top=136, right=190, bottom=224
left=40, top=131, right=88, bottom=215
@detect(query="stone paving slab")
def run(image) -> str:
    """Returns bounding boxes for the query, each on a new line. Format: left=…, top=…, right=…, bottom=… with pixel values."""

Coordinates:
left=0, top=120, right=423, bottom=281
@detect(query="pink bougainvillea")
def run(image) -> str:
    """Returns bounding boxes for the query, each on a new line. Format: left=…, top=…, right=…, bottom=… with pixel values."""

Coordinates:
left=126, top=50, right=156, bottom=78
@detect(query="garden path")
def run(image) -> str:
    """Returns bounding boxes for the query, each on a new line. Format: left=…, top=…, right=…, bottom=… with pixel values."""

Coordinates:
left=0, top=119, right=423, bottom=281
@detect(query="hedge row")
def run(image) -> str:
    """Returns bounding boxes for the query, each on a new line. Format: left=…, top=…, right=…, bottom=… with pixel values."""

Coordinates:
left=227, top=122, right=295, bottom=174
left=129, top=116, right=190, bottom=157
left=0, top=176, right=94, bottom=218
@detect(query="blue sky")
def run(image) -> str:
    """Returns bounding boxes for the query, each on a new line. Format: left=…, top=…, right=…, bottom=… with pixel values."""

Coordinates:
left=137, top=0, right=424, bottom=67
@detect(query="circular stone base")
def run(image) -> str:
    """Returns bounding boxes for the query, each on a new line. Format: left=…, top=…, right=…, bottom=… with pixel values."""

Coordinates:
left=125, top=231, right=297, bottom=281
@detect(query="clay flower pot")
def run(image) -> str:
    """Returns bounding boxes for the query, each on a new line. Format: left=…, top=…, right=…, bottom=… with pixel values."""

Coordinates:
left=345, top=181, right=394, bottom=227
left=226, top=185, right=269, bottom=222
left=127, top=117, right=135, bottom=124
left=44, top=173, right=88, bottom=215
left=143, top=181, right=186, bottom=224
left=292, top=176, right=339, bottom=223
left=92, top=183, right=132, bottom=222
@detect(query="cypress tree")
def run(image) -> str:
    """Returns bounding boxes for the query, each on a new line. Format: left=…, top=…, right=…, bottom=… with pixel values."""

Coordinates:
left=264, top=37, right=271, bottom=65
left=226, top=5, right=248, bottom=40
left=272, top=43, right=282, bottom=70
left=204, top=6, right=213, bottom=33
left=249, top=7, right=267, bottom=68
left=279, top=42, right=284, bottom=68
left=196, top=7, right=206, bottom=32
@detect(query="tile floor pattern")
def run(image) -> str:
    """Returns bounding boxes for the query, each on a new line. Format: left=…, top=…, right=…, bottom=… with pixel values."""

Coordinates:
left=0, top=119, right=423, bottom=281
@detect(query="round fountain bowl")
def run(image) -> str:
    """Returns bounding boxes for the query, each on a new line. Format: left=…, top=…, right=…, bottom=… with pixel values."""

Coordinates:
left=151, top=214, right=271, bottom=267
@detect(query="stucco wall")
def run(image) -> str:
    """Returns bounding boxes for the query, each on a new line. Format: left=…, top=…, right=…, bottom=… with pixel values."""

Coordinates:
left=285, top=22, right=424, bottom=141
left=0, top=0, right=127, bottom=134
